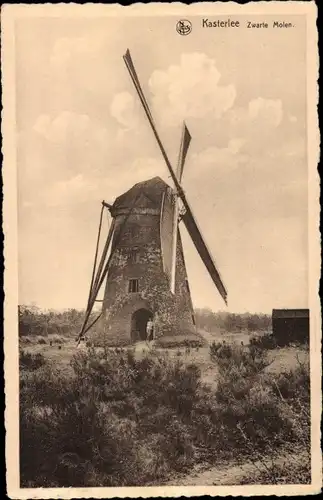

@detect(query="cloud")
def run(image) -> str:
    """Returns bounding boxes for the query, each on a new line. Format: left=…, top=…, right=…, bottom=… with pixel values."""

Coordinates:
left=148, top=52, right=236, bottom=127
left=50, top=34, right=107, bottom=68
left=21, top=107, right=167, bottom=213
left=15, top=19, right=308, bottom=312
left=207, top=97, right=285, bottom=159
left=43, top=174, right=98, bottom=207
left=33, top=111, right=108, bottom=146
left=108, top=57, right=286, bottom=171
left=19, top=112, right=113, bottom=210
left=227, top=99, right=284, bottom=140
left=110, top=92, right=138, bottom=129
left=189, top=138, right=247, bottom=180
left=129, top=157, right=167, bottom=182
left=40, top=156, right=169, bottom=210
left=101, top=157, right=169, bottom=199
left=248, top=97, right=283, bottom=127
left=273, top=136, right=306, bottom=159
left=48, top=30, right=122, bottom=109
left=227, top=138, right=246, bottom=154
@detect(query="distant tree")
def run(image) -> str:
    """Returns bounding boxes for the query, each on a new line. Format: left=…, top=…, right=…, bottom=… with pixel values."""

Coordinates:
left=18, top=305, right=89, bottom=337
left=194, top=308, right=271, bottom=333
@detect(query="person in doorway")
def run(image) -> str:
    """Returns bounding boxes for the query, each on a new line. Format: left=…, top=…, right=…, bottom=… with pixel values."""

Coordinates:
left=146, top=317, right=154, bottom=343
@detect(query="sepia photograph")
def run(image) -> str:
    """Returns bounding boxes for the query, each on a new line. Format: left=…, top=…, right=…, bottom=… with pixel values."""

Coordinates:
left=2, top=2, right=321, bottom=498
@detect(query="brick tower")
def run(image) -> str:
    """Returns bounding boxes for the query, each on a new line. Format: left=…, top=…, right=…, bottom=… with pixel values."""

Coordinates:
left=99, top=176, right=199, bottom=346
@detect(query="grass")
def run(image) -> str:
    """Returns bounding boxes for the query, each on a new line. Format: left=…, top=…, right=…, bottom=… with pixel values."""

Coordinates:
left=20, top=337, right=310, bottom=487
left=20, top=333, right=66, bottom=346
left=154, top=334, right=205, bottom=348
left=239, top=446, right=311, bottom=485
left=22, top=335, right=310, bottom=392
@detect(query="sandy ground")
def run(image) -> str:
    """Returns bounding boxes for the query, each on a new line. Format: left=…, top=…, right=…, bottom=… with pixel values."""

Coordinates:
left=165, top=449, right=309, bottom=485
left=265, top=347, right=308, bottom=373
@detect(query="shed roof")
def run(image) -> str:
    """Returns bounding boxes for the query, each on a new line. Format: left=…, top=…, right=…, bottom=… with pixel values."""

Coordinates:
left=272, top=309, right=309, bottom=319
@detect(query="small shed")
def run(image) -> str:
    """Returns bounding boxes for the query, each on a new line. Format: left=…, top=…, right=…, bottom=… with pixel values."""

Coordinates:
left=272, top=309, right=309, bottom=346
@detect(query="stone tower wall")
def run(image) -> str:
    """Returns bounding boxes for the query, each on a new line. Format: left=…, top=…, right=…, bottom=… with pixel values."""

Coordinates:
left=89, top=178, right=200, bottom=347
left=96, top=215, right=196, bottom=346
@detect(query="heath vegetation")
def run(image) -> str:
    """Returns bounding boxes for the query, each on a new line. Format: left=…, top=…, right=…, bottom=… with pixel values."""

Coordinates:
left=20, top=332, right=310, bottom=486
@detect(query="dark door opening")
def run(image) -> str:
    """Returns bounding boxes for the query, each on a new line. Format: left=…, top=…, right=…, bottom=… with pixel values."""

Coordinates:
left=131, top=308, right=153, bottom=342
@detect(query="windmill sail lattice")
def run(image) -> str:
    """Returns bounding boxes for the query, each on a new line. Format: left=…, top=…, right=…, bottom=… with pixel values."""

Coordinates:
left=169, top=123, right=192, bottom=293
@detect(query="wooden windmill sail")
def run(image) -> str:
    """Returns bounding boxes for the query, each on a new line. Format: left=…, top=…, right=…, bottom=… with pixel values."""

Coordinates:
left=169, top=123, right=191, bottom=293
left=122, top=49, right=227, bottom=303
left=77, top=50, right=227, bottom=346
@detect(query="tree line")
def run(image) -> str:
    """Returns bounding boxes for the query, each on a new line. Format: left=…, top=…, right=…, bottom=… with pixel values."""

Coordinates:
left=18, top=304, right=272, bottom=336
left=194, top=308, right=272, bottom=333
left=18, top=305, right=87, bottom=337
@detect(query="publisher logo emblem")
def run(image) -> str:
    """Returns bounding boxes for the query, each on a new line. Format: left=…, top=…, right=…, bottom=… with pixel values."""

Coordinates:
left=176, top=19, right=192, bottom=36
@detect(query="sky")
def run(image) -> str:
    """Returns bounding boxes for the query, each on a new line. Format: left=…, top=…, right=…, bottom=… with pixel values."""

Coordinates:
left=16, top=13, right=308, bottom=313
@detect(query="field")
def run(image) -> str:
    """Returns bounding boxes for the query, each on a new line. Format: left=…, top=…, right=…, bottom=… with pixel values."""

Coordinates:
left=20, top=333, right=309, bottom=388
left=19, top=308, right=311, bottom=487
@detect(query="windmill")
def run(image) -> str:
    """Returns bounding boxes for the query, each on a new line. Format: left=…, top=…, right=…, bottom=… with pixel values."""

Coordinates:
left=77, top=50, right=227, bottom=346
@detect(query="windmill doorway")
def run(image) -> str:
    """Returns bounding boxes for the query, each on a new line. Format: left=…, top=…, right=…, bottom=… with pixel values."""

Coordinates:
left=131, top=308, right=153, bottom=342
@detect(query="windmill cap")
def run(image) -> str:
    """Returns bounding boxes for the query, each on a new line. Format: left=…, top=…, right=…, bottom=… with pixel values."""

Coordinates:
left=113, top=176, right=172, bottom=210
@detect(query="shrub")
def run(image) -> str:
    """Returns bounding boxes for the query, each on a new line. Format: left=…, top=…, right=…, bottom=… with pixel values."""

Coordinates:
left=154, top=335, right=205, bottom=349
left=270, top=361, right=310, bottom=403
left=20, top=349, right=202, bottom=487
left=49, top=335, right=64, bottom=345
left=20, top=336, right=33, bottom=345
left=267, top=361, right=310, bottom=450
left=88, top=336, right=132, bottom=348
left=207, top=341, right=310, bottom=457
left=209, top=341, right=235, bottom=360
left=239, top=446, right=311, bottom=484
left=20, top=350, right=47, bottom=371
left=36, top=336, right=47, bottom=345
left=250, top=332, right=277, bottom=350
left=210, top=342, right=271, bottom=376
left=20, top=345, right=310, bottom=487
